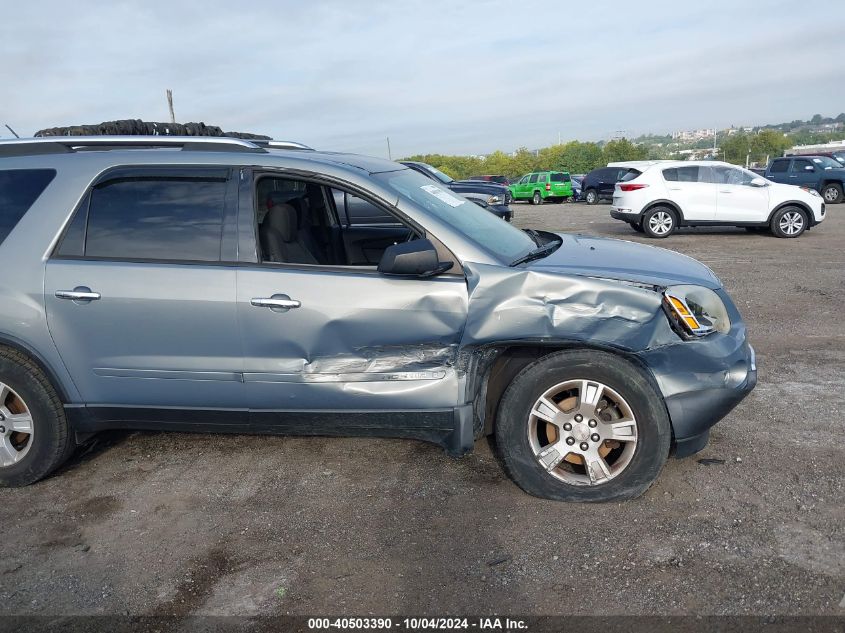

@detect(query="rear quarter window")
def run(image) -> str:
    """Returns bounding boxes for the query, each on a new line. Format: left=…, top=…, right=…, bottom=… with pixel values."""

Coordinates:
left=0, top=169, right=56, bottom=246
left=769, top=160, right=789, bottom=173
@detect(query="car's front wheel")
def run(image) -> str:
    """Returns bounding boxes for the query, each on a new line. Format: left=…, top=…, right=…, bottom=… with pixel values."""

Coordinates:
left=495, top=350, right=671, bottom=502
left=642, top=206, right=676, bottom=238
left=531, top=191, right=542, bottom=205
left=770, top=206, right=807, bottom=238
left=585, top=189, right=598, bottom=205
left=822, top=183, right=843, bottom=204
left=0, top=348, right=74, bottom=487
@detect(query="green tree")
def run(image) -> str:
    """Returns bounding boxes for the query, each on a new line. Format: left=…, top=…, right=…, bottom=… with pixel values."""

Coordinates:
left=602, top=138, right=647, bottom=163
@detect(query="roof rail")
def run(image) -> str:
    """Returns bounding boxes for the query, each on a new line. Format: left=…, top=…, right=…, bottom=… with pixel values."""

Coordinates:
left=0, top=136, right=268, bottom=158
left=251, top=140, right=314, bottom=151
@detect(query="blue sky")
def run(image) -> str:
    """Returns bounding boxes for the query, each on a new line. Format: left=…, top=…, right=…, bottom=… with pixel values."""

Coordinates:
left=2, top=0, right=844, bottom=157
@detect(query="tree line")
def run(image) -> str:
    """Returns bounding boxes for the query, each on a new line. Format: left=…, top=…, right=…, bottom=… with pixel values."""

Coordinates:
left=403, top=138, right=647, bottom=180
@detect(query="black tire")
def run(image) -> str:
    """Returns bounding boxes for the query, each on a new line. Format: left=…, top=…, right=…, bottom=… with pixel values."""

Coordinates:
left=585, top=189, right=598, bottom=205
left=770, top=205, right=807, bottom=238
left=531, top=191, right=542, bottom=205
left=631, top=222, right=645, bottom=233
left=821, top=183, right=843, bottom=204
left=642, top=206, right=676, bottom=238
left=0, top=348, right=73, bottom=487
left=494, top=350, right=671, bottom=502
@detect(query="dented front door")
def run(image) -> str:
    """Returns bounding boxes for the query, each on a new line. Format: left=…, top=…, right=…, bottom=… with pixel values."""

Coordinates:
left=237, top=266, right=468, bottom=411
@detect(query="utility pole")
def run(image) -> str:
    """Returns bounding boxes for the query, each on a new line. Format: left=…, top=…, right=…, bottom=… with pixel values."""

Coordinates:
left=166, top=89, right=176, bottom=124
left=386, top=136, right=392, bottom=160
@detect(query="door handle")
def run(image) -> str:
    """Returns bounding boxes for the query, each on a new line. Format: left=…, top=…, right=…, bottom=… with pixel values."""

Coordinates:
left=250, top=294, right=301, bottom=312
left=55, top=288, right=101, bottom=302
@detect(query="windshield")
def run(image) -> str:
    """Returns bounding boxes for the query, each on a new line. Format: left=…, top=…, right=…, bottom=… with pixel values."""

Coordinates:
left=810, top=156, right=841, bottom=170
left=416, top=163, right=453, bottom=183
left=376, top=169, right=536, bottom=262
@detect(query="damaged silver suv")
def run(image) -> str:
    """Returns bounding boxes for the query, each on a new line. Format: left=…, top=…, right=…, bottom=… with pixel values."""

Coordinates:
left=0, top=137, right=756, bottom=501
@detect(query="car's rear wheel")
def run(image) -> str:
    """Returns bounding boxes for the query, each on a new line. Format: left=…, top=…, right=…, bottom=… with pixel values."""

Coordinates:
left=531, top=191, right=542, bottom=205
left=642, top=206, right=676, bottom=238
left=585, top=189, right=598, bottom=205
left=770, top=206, right=807, bottom=238
left=495, top=350, right=671, bottom=502
left=822, top=183, right=843, bottom=204
left=0, top=348, right=73, bottom=487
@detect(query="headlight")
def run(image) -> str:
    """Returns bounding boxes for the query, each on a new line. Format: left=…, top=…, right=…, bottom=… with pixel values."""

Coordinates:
left=664, top=285, right=731, bottom=337
left=487, top=195, right=502, bottom=205
left=800, top=187, right=821, bottom=198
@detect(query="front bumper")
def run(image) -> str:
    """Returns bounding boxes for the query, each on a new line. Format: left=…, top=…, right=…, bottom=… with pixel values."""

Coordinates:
left=489, top=204, right=513, bottom=221
left=638, top=309, right=757, bottom=458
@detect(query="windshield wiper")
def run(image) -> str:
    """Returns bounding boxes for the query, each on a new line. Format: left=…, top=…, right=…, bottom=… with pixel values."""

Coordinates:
left=510, top=239, right=560, bottom=266
left=523, top=229, right=542, bottom=246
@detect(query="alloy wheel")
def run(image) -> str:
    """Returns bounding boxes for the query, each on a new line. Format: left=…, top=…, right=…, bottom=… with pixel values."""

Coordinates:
left=527, top=379, right=638, bottom=486
left=0, top=382, right=34, bottom=467
left=779, top=211, right=804, bottom=235
left=648, top=211, right=673, bottom=235
left=823, top=187, right=840, bottom=203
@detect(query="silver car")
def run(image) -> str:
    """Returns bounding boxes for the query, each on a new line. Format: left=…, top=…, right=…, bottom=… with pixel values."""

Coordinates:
left=0, top=136, right=756, bottom=501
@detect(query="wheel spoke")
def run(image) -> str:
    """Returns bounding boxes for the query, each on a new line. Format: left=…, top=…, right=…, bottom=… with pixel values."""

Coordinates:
left=536, top=444, right=565, bottom=472
left=579, top=380, right=604, bottom=410
left=604, top=419, right=637, bottom=442
left=531, top=396, right=561, bottom=423
left=584, top=452, right=612, bottom=484
left=0, top=383, right=9, bottom=405
left=6, top=410, right=32, bottom=434
left=0, top=435, right=18, bottom=466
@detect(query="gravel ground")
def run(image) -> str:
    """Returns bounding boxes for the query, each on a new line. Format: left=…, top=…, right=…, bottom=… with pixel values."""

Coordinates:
left=1, top=202, right=843, bottom=619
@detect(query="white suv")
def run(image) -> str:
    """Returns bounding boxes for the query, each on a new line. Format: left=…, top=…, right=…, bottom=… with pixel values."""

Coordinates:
left=609, top=161, right=826, bottom=238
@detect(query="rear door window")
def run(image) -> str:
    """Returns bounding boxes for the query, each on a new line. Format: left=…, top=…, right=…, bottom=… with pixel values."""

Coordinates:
left=84, top=177, right=228, bottom=261
left=0, top=169, right=56, bottom=246
left=528, top=174, right=538, bottom=183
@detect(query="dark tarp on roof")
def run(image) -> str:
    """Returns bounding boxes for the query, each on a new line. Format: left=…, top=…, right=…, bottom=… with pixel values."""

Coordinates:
left=34, top=119, right=271, bottom=140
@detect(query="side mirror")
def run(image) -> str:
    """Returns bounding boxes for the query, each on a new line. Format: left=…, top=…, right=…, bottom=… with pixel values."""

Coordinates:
left=378, top=239, right=453, bottom=277
left=805, top=165, right=815, bottom=172
left=750, top=177, right=768, bottom=187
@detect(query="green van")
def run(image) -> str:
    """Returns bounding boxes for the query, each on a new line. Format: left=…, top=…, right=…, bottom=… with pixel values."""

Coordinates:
left=509, top=171, right=574, bottom=205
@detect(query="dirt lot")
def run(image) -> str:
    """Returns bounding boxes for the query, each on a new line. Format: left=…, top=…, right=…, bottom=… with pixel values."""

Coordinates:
left=1, top=203, right=843, bottom=619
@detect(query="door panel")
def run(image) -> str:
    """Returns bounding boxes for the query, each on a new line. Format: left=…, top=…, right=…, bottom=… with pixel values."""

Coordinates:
left=788, top=159, right=817, bottom=189
left=713, top=166, right=770, bottom=222
left=237, top=266, right=468, bottom=411
left=45, top=260, right=243, bottom=407
left=664, top=166, right=716, bottom=221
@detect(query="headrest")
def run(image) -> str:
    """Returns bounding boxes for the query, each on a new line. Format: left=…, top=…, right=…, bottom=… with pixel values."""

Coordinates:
left=265, top=203, right=297, bottom=243
left=267, top=190, right=303, bottom=209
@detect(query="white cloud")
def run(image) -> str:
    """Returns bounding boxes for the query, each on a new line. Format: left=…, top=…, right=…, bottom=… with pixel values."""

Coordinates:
left=2, top=0, right=844, bottom=157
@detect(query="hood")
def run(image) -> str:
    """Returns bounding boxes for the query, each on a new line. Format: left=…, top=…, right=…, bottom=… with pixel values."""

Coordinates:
left=450, top=179, right=509, bottom=195
left=527, top=233, right=721, bottom=289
